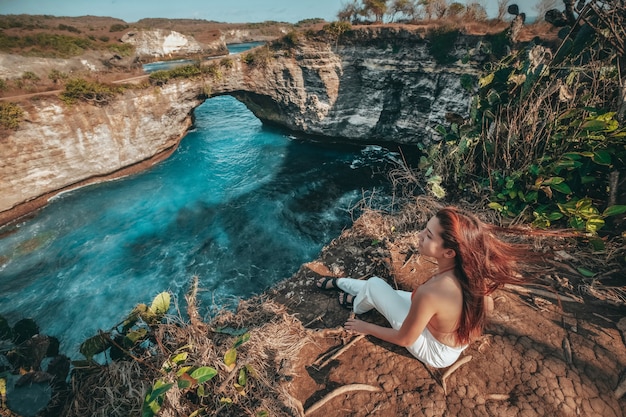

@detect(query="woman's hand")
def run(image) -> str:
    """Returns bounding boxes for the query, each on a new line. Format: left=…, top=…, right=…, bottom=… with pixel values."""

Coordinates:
left=344, top=317, right=370, bottom=334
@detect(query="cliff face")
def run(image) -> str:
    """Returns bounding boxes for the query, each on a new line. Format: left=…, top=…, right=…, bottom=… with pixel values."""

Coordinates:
left=121, top=29, right=228, bottom=58
left=1, top=26, right=482, bottom=223
left=232, top=27, right=483, bottom=144
left=0, top=81, right=204, bottom=223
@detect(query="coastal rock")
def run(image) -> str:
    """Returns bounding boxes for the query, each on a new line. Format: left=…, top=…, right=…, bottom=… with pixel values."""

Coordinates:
left=231, top=26, right=483, bottom=144
left=0, top=80, right=203, bottom=220
left=1, top=26, right=482, bottom=222
left=121, top=29, right=227, bottom=57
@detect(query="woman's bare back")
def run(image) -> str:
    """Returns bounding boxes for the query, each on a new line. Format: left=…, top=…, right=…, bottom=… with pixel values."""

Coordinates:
left=418, top=272, right=465, bottom=347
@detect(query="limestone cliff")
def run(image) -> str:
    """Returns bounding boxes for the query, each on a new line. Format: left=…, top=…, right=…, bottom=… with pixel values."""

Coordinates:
left=1, top=26, right=483, bottom=224
left=121, top=29, right=228, bottom=58
left=0, top=81, right=204, bottom=224
left=230, top=26, right=484, bottom=144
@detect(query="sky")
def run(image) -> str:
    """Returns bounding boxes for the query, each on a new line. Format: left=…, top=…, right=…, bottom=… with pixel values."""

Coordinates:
left=0, top=0, right=543, bottom=24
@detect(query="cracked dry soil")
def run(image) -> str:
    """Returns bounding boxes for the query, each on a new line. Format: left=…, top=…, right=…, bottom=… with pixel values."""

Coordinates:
left=268, top=211, right=626, bottom=417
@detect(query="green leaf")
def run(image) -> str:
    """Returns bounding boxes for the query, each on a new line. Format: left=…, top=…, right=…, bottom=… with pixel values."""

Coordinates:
left=547, top=212, right=564, bottom=221
left=551, top=182, right=572, bottom=194
left=586, top=217, right=605, bottom=234
left=479, top=72, right=494, bottom=88
left=257, top=411, right=269, bottom=417
left=577, top=267, right=596, bottom=277
left=125, top=328, right=148, bottom=345
left=589, top=237, right=605, bottom=252
left=581, top=119, right=606, bottom=131
left=488, top=202, right=504, bottom=211
left=146, top=380, right=173, bottom=405
left=178, top=373, right=195, bottom=389
left=171, top=352, right=188, bottom=365
left=150, top=292, right=171, bottom=316
left=603, top=205, right=626, bottom=217
left=541, top=177, right=564, bottom=185
left=224, top=348, right=237, bottom=368
left=591, top=150, right=611, bottom=166
left=580, top=175, right=596, bottom=184
left=79, top=333, right=110, bottom=360
left=245, top=364, right=259, bottom=379
left=561, top=152, right=582, bottom=160
left=569, top=216, right=585, bottom=230
left=220, top=397, right=233, bottom=404
left=176, top=366, right=193, bottom=377
left=190, top=366, right=218, bottom=384
left=232, top=333, right=251, bottom=349
left=141, top=400, right=159, bottom=417
left=238, top=368, right=247, bottom=387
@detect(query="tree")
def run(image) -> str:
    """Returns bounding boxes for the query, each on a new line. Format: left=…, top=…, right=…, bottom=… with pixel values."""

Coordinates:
left=496, top=0, right=511, bottom=21
left=533, top=0, right=559, bottom=21
left=432, top=0, right=449, bottom=19
left=417, top=0, right=435, bottom=19
left=447, top=2, right=465, bottom=18
left=389, top=0, right=417, bottom=22
left=465, top=2, right=488, bottom=21
left=338, top=0, right=362, bottom=23
left=363, top=0, right=389, bottom=23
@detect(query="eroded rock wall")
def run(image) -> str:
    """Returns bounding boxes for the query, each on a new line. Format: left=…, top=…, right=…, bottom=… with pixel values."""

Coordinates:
left=1, top=26, right=481, bottom=223
left=233, top=26, right=483, bottom=144
left=121, top=29, right=228, bottom=57
left=0, top=81, right=203, bottom=221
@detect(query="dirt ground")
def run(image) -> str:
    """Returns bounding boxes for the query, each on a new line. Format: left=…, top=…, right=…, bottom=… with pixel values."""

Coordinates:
left=267, top=207, right=626, bottom=417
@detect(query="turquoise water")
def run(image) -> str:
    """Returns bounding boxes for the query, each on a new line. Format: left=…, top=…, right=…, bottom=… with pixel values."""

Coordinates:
left=143, top=42, right=265, bottom=72
left=0, top=96, right=402, bottom=358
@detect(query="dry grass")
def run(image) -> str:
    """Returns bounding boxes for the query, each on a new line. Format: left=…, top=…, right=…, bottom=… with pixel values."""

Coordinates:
left=62, top=279, right=313, bottom=417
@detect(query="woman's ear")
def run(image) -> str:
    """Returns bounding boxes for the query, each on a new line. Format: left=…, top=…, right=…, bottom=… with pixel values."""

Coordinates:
left=444, top=249, right=456, bottom=259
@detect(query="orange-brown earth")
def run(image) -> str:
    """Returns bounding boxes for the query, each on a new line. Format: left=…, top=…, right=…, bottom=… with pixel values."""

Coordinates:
left=266, top=206, right=626, bottom=417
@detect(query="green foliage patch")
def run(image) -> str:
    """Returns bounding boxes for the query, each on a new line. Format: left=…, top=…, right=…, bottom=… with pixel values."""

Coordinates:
left=0, top=31, right=94, bottom=58
left=60, top=78, right=125, bottom=105
left=0, top=102, right=24, bottom=130
left=422, top=6, right=626, bottom=239
left=427, top=27, right=460, bottom=65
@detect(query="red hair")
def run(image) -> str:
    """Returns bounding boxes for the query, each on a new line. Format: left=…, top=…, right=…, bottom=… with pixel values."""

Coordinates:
left=435, top=207, right=533, bottom=345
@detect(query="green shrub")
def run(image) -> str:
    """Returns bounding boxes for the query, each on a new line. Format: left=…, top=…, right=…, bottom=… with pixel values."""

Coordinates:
left=0, top=102, right=24, bottom=130
left=427, top=27, right=460, bottom=65
left=148, top=64, right=204, bottom=85
left=21, top=71, right=40, bottom=81
left=0, top=32, right=94, bottom=57
left=220, top=57, right=234, bottom=69
left=60, top=78, right=123, bottom=105
left=48, top=69, right=68, bottom=84
left=203, top=63, right=222, bottom=80
left=58, top=24, right=80, bottom=33
left=109, top=23, right=129, bottom=32
left=108, top=43, right=134, bottom=56
left=322, top=21, right=352, bottom=45
left=425, top=7, right=626, bottom=238
left=241, top=46, right=273, bottom=68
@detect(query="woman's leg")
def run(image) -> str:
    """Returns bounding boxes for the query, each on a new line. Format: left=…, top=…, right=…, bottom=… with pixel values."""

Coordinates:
left=337, top=277, right=412, bottom=328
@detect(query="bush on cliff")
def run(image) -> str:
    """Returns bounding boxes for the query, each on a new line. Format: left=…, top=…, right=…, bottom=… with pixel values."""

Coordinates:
left=0, top=102, right=23, bottom=130
left=421, top=2, right=626, bottom=239
left=60, top=78, right=124, bottom=105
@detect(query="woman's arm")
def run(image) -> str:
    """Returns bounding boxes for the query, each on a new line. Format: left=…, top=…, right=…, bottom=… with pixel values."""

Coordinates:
left=344, top=291, right=437, bottom=347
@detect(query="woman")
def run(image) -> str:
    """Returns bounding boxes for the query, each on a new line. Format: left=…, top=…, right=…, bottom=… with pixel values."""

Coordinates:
left=317, top=206, right=531, bottom=368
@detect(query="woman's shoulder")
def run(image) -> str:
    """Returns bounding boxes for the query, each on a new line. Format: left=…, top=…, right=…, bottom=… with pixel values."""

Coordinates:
left=419, top=273, right=462, bottom=298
